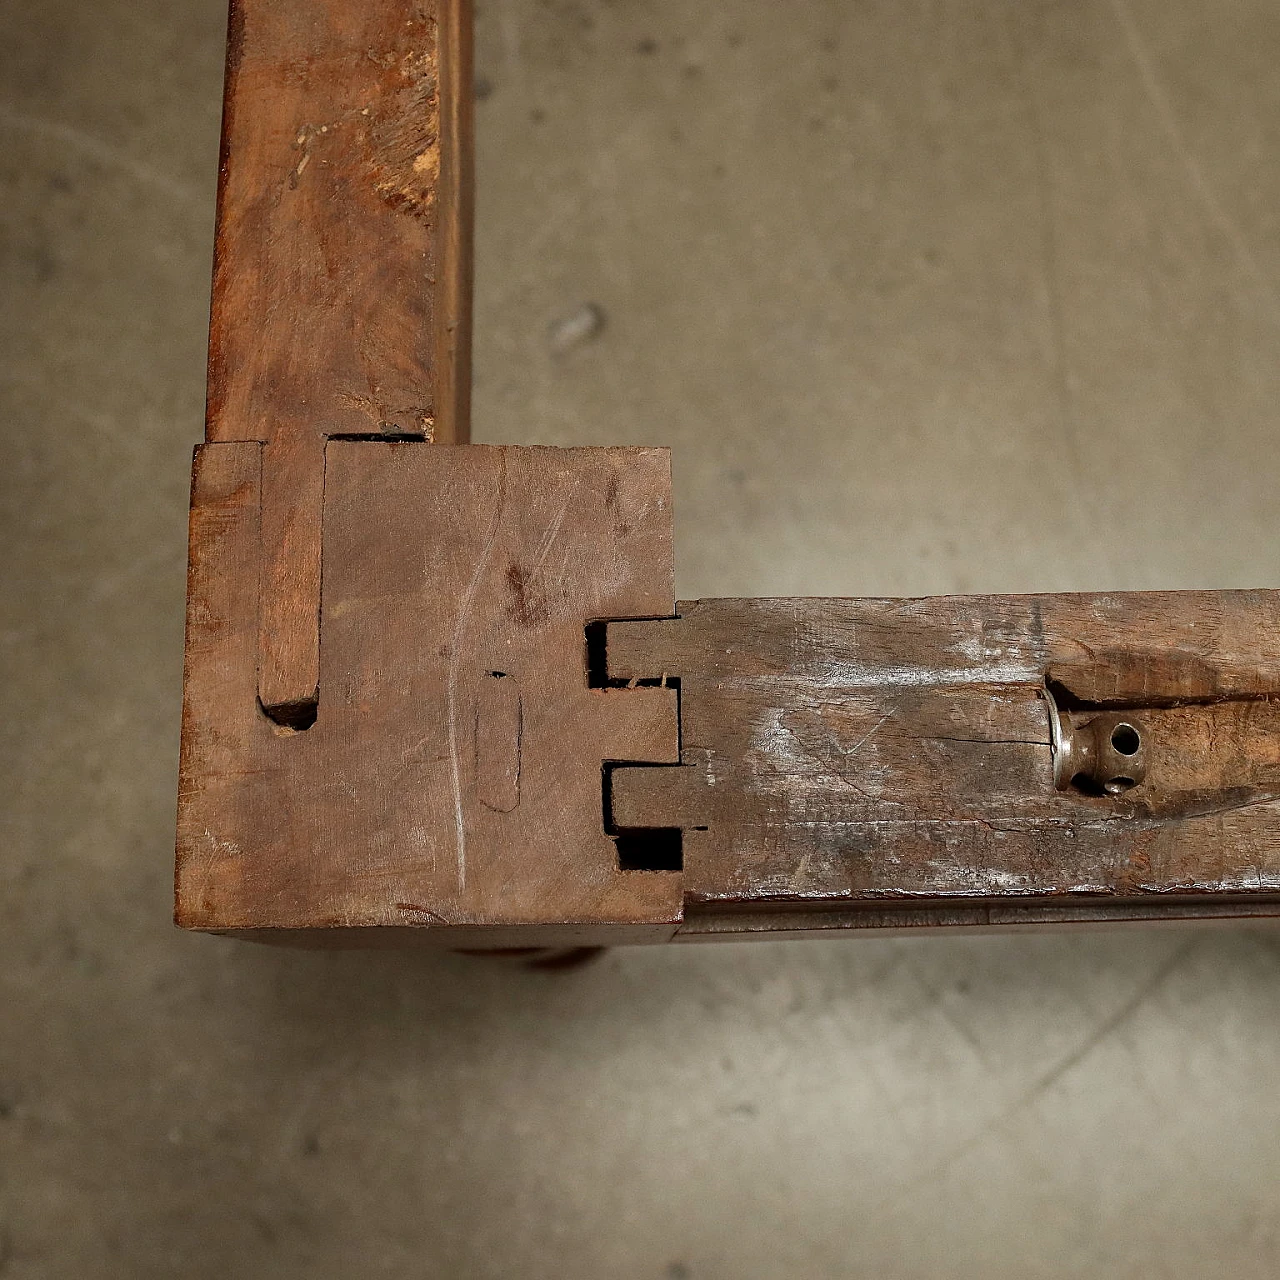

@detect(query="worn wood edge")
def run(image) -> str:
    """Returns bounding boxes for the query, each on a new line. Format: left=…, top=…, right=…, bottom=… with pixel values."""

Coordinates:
left=175, top=440, right=263, bottom=927
left=433, top=0, right=473, bottom=445
left=196, top=920, right=680, bottom=949
left=609, top=593, right=1280, bottom=704
left=675, top=897, right=1280, bottom=941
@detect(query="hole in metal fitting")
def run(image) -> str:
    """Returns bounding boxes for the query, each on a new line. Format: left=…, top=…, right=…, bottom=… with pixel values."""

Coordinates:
left=1110, top=723, right=1141, bottom=756
left=1104, top=776, right=1137, bottom=794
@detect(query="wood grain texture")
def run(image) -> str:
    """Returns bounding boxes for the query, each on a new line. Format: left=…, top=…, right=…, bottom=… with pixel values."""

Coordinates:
left=177, top=444, right=681, bottom=946
left=606, top=595, right=1280, bottom=930
left=205, top=0, right=473, bottom=718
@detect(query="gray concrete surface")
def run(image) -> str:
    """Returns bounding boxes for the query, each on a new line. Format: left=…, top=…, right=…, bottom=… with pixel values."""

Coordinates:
left=4, top=0, right=1280, bottom=1275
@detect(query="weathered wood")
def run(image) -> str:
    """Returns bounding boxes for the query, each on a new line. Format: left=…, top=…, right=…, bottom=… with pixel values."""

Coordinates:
left=206, top=0, right=472, bottom=721
left=180, top=0, right=1280, bottom=947
left=177, top=445, right=681, bottom=946
left=606, top=596, right=1280, bottom=931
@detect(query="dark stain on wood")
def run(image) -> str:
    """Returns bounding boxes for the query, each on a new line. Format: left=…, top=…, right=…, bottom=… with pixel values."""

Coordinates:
left=506, top=564, right=551, bottom=628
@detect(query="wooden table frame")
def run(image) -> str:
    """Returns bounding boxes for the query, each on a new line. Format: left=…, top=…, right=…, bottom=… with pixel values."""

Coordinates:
left=176, top=0, right=1280, bottom=947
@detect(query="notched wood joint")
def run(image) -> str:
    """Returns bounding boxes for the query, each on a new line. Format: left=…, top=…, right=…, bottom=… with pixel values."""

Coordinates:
left=601, top=763, right=684, bottom=872
left=590, top=616, right=690, bottom=871
left=585, top=618, right=678, bottom=690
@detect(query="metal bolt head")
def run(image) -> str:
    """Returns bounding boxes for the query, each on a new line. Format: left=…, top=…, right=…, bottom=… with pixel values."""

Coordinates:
left=1053, top=710, right=1148, bottom=794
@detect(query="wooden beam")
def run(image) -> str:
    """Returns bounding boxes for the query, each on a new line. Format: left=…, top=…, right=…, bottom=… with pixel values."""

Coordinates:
left=607, top=595, right=1280, bottom=935
left=205, top=0, right=473, bottom=723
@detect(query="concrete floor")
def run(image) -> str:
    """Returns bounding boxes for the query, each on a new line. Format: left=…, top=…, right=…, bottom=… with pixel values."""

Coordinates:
left=4, top=0, right=1280, bottom=1275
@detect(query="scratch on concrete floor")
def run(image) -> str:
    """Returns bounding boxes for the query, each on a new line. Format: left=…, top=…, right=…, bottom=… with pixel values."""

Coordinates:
left=1108, top=0, right=1280, bottom=322
left=875, top=933, right=1201, bottom=1210
left=0, top=101, right=201, bottom=207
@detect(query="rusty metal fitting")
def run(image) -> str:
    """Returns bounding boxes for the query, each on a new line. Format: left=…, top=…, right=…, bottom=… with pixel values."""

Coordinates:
left=1045, top=692, right=1148, bottom=794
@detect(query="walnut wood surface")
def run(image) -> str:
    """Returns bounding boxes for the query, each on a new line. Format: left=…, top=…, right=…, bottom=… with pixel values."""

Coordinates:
left=205, top=0, right=472, bottom=719
left=607, top=596, right=1280, bottom=931
left=177, top=444, right=681, bottom=946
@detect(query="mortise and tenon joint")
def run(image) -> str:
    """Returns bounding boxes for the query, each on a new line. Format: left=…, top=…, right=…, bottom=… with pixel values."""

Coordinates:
left=177, top=0, right=1280, bottom=947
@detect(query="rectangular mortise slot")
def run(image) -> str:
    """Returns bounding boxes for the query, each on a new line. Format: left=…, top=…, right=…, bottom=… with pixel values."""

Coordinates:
left=602, top=761, right=684, bottom=871
left=257, top=694, right=318, bottom=731
left=326, top=431, right=427, bottom=443
left=615, top=828, right=683, bottom=872
left=585, top=621, right=610, bottom=687
left=585, top=621, right=682, bottom=690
